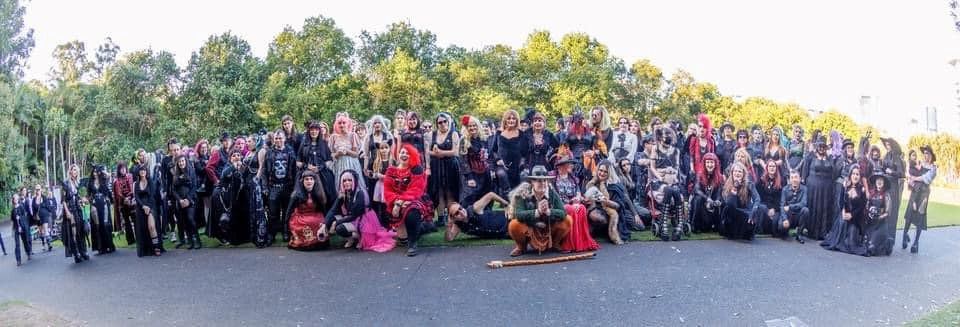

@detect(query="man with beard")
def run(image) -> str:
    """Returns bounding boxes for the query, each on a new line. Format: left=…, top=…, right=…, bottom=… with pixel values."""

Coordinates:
left=507, top=166, right=572, bottom=256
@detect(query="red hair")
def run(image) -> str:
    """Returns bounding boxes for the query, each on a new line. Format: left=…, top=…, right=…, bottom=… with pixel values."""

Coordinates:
left=399, top=143, right=422, bottom=168
left=761, top=159, right=782, bottom=189
left=697, top=152, right=724, bottom=189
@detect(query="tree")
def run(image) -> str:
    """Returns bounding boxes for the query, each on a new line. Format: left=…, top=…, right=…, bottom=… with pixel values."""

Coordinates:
left=0, top=0, right=34, bottom=82
left=261, top=16, right=356, bottom=123
left=366, top=50, right=440, bottom=115
left=177, top=32, right=265, bottom=139
left=515, top=31, right=563, bottom=110
left=50, top=40, right=90, bottom=84
left=91, top=37, right=120, bottom=80
left=625, top=59, right=664, bottom=119
left=805, top=110, right=863, bottom=144
left=656, top=69, right=721, bottom=122
left=358, top=21, right=440, bottom=70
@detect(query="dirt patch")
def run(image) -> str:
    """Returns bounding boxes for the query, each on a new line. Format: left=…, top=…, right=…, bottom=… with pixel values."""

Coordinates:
left=0, top=301, right=79, bottom=327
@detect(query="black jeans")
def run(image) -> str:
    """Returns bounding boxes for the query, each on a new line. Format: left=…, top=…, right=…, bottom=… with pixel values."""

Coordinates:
left=775, top=207, right=809, bottom=238
left=13, top=221, right=31, bottom=263
left=268, top=184, right=291, bottom=240
left=177, top=203, right=198, bottom=240
left=404, top=210, right=424, bottom=247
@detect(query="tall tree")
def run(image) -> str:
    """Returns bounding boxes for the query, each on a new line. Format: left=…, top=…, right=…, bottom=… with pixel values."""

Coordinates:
left=358, top=21, right=439, bottom=70
left=366, top=50, right=439, bottom=115
left=0, top=0, right=34, bottom=82
left=261, top=15, right=356, bottom=123
left=177, top=32, right=265, bottom=139
left=50, top=40, right=90, bottom=83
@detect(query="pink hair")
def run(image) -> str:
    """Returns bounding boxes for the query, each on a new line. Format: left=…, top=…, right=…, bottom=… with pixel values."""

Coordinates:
left=334, top=112, right=353, bottom=134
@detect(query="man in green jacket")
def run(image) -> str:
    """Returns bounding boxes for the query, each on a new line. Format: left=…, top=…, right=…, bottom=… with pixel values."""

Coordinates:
left=507, top=166, right=572, bottom=256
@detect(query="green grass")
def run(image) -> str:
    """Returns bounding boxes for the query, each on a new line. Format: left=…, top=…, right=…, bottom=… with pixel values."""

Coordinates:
left=898, top=199, right=960, bottom=229
left=906, top=300, right=960, bottom=327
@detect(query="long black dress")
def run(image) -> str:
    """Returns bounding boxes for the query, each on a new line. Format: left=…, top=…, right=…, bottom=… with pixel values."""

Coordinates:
left=61, top=179, right=89, bottom=260
left=904, top=163, right=935, bottom=230
left=428, top=129, right=461, bottom=205
left=489, top=131, right=525, bottom=195
left=864, top=190, right=893, bottom=256
left=87, top=177, right=116, bottom=254
left=821, top=184, right=868, bottom=256
left=801, top=154, right=836, bottom=239
left=298, top=136, right=337, bottom=210
left=133, top=176, right=163, bottom=257
left=212, top=164, right=251, bottom=245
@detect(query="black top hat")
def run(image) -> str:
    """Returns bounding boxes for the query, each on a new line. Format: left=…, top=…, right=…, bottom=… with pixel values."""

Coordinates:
left=842, top=138, right=855, bottom=148
left=524, top=165, right=555, bottom=180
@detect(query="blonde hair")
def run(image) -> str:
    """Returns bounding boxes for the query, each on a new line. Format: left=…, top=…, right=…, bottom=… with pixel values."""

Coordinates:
left=501, top=110, right=520, bottom=131
left=460, top=115, right=487, bottom=155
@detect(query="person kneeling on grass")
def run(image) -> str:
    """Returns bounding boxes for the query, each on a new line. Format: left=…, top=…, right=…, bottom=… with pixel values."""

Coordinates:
left=446, top=192, right=510, bottom=241
left=506, top=165, right=572, bottom=257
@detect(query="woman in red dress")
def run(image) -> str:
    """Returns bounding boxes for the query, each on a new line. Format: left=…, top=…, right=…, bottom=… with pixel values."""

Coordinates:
left=287, top=171, right=329, bottom=250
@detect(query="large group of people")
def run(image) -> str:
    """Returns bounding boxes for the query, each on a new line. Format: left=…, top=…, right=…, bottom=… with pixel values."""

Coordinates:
left=3, top=105, right=940, bottom=266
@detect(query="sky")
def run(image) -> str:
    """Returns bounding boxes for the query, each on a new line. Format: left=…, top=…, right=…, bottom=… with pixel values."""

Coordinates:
left=21, top=0, right=960, bottom=137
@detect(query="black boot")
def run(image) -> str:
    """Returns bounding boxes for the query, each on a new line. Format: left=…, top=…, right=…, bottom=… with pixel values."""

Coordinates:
left=195, top=235, right=203, bottom=249
left=74, top=254, right=82, bottom=263
left=902, top=231, right=910, bottom=250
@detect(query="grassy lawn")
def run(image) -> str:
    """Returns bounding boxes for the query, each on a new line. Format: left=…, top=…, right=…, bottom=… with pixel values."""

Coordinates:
left=906, top=300, right=960, bottom=327
left=44, top=199, right=960, bottom=251
left=898, top=199, right=960, bottom=229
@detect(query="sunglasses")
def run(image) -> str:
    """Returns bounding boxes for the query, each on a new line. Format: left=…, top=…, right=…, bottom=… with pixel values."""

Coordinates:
left=437, top=120, right=448, bottom=125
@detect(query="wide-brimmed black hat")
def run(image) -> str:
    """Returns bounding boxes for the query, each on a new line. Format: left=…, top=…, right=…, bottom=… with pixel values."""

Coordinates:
left=720, top=122, right=735, bottom=132
left=869, top=174, right=890, bottom=192
left=524, top=165, right=555, bottom=180
left=920, top=145, right=936, bottom=163
left=842, top=138, right=855, bottom=148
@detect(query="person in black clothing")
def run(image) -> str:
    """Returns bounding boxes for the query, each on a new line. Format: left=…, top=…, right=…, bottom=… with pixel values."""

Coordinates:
left=879, top=137, right=905, bottom=240
left=298, top=121, right=337, bottom=209
left=264, top=131, right=298, bottom=244
left=161, top=138, right=183, bottom=245
left=801, top=136, right=837, bottom=240
left=720, top=162, right=763, bottom=241
left=10, top=194, right=31, bottom=266
left=716, top=122, right=737, bottom=171
left=62, top=164, right=90, bottom=263
left=87, top=165, right=116, bottom=254
left=132, top=163, right=164, bottom=257
left=193, top=140, right=212, bottom=231
left=756, top=160, right=784, bottom=235
left=321, top=169, right=368, bottom=248
left=691, top=153, right=724, bottom=233
left=34, top=187, right=56, bottom=252
left=779, top=171, right=809, bottom=243
left=281, top=114, right=302, bottom=154
left=446, top=192, right=510, bottom=240
left=173, top=155, right=201, bottom=249
left=488, top=109, right=525, bottom=196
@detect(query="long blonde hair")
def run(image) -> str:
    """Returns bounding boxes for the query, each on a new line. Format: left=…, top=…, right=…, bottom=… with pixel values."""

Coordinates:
left=460, top=115, right=487, bottom=155
left=501, top=110, right=519, bottom=131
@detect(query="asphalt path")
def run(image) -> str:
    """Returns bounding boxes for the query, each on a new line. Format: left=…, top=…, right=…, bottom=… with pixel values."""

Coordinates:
left=1, top=221, right=958, bottom=327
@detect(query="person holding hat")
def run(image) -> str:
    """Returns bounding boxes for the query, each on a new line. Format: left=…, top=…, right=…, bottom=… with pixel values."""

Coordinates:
left=552, top=152, right=599, bottom=252
left=902, top=146, right=937, bottom=253
left=864, top=173, right=893, bottom=256
left=506, top=165, right=572, bottom=256
left=801, top=135, right=837, bottom=240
